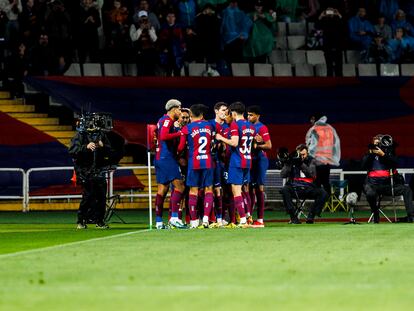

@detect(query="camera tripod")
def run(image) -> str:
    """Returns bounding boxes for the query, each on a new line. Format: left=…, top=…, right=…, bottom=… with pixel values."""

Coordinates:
left=103, top=194, right=126, bottom=224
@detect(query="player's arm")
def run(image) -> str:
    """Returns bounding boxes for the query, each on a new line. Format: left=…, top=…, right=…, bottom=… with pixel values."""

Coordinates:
left=159, top=119, right=181, bottom=141
left=216, top=122, right=238, bottom=147
left=216, top=133, right=238, bottom=147
left=177, top=127, right=188, bottom=154
left=255, top=126, right=272, bottom=150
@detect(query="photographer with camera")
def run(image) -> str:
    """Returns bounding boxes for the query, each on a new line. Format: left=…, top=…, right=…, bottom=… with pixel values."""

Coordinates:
left=362, top=134, right=413, bottom=223
left=69, top=114, right=112, bottom=229
left=279, top=144, right=328, bottom=224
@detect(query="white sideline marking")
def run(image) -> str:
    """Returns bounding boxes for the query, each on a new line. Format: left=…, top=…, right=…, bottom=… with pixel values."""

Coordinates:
left=0, top=229, right=151, bottom=260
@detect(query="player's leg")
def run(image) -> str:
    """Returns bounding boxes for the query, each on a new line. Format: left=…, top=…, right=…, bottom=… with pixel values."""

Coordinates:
left=229, top=167, right=247, bottom=225
left=188, top=186, right=200, bottom=228
left=254, top=157, right=268, bottom=226
left=242, top=184, right=253, bottom=224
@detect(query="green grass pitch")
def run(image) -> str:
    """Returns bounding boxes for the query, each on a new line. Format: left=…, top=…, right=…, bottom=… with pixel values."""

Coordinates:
left=0, top=211, right=413, bottom=311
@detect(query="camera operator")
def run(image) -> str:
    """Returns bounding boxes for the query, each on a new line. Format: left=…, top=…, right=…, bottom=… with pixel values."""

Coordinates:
left=69, top=123, right=112, bottom=229
left=279, top=144, right=328, bottom=224
left=362, top=135, right=413, bottom=223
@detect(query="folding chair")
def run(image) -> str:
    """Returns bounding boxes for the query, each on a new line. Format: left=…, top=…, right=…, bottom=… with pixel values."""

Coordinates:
left=326, top=180, right=349, bottom=212
left=294, top=197, right=308, bottom=220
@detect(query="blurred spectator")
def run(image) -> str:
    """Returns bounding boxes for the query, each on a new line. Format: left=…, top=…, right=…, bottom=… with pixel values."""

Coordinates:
left=379, top=0, right=399, bottom=23
left=19, top=0, right=42, bottom=47
left=348, top=7, right=375, bottom=51
left=243, top=0, right=275, bottom=63
left=317, top=7, right=345, bottom=76
left=276, top=0, right=298, bottom=22
left=44, top=0, right=72, bottom=64
left=391, top=9, right=414, bottom=36
left=401, top=0, right=414, bottom=25
left=177, top=0, right=196, bottom=28
left=197, top=0, right=227, bottom=13
left=374, top=15, right=392, bottom=40
left=365, top=32, right=392, bottom=63
left=4, top=42, right=28, bottom=98
left=28, top=33, right=58, bottom=75
left=133, top=0, right=160, bottom=32
left=220, top=0, right=252, bottom=64
left=103, top=0, right=130, bottom=62
left=153, top=0, right=176, bottom=24
left=0, top=0, right=22, bottom=48
left=299, top=0, right=320, bottom=22
left=387, top=27, right=414, bottom=63
left=194, top=2, right=221, bottom=63
left=158, top=11, right=185, bottom=76
left=78, top=0, right=101, bottom=63
left=130, top=10, right=158, bottom=75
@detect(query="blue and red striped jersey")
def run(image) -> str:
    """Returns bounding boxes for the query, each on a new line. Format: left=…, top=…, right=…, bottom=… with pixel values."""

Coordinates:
left=229, top=120, right=256, bottom=168
left=155, top=114, right=180, bottom=160
left=252, top=122, right=271, bottom=160
left=182, top=120, right=215, bottom=170
left=209, top=119, right=223, bottom=160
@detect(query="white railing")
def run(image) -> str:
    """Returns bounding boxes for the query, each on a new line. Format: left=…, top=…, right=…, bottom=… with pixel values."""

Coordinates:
left=0, top=166, right=413, bottom=212
left=25, top=165, right=154, bottom=211
left=264, top=168, right=344, bottom=202
left=0, top=168, right=26, bottom=210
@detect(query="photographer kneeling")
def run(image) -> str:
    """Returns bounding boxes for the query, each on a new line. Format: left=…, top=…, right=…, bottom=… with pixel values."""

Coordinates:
left=69, top=116, right=112, bottom=229
left=279, top=144, right=328, bottom=224
left=362, top=135, right=413, bottom=223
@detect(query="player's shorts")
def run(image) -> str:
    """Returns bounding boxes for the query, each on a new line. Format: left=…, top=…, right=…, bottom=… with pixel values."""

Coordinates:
left=213, top=161, right=224, bottom=187
left=186, top=168, right=213, bottom=188
left=155, top=158, right=182, bottom=185
left=250, top=157, right=269, bottom=186
left=227, top=167, right=250, bottom=185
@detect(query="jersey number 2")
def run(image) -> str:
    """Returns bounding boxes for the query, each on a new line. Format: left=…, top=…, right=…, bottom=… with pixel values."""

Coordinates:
left=198, top=136, right=208, bottom=154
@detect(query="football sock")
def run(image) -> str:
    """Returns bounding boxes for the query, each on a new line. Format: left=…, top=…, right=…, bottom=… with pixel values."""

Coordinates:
left=189, top=194, right=198, bottom=221
left=170, top=190, right=183, bottom=219
left=242, top=191, right=252, bottom=215
left=249, top=188, right=256, bottom=212
left=234, top=195, right=246, bottom=219
left=257, top=189, right=265, bottom=221
left=214, top=194, right=223, bottom=220
left=155, top=194, right=164, bottom=223
left=203, top=192, right=214, bottom=221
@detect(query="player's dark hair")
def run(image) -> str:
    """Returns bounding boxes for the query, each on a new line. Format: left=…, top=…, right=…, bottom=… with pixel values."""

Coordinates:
left=190, top=104, right=208, bottom=118
left=247, top=105, right=261, bottom=115
left=214, top=102, right=228, bottom=111
left=296, top=144, right=308, bottom=152
left=181, top=108, right=190, bottom=115
left=229, top=102, right=245, bottom=115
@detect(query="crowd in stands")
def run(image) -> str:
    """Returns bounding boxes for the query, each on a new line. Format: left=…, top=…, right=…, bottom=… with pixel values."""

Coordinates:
left=0, top=0, right=414, bottom=85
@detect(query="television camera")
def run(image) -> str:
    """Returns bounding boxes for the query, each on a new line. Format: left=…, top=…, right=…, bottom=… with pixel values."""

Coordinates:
left=275, top=147, right=302, bottom=169
left=368, top=134, right=394, bottom=154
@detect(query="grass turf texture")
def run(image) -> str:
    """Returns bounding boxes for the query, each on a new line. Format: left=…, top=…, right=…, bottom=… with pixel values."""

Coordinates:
left=0, top=211, right=413, bottom=311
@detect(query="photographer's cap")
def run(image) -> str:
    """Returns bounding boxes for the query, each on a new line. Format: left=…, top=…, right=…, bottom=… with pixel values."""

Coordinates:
left=138, top=10, right=148, bottom=18
left=165, top=99, right=181, bottom=111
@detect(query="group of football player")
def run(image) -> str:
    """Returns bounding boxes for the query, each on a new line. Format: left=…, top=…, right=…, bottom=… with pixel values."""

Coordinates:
left=153, top=98, right=272, bottom=229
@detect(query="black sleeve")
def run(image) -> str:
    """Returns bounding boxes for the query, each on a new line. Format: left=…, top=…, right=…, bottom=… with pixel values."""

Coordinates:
left=280, top=163, right=293, bottom=178
left=361, top=153, right=374, bottom=170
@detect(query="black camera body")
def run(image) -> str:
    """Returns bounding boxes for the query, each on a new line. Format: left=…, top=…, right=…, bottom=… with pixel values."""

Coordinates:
left=368, top=134, right=394, bottom=154
left=276, top=147, right=302, bottom=168
left=76, top=112, right=113, bottom=133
